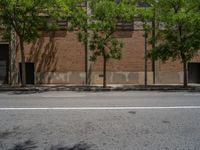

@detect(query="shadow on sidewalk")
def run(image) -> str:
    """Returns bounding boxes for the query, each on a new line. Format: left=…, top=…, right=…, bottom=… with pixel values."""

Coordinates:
left=1, top=84, right=200, bottom=95
left=8, top=140, right=93, bottom=150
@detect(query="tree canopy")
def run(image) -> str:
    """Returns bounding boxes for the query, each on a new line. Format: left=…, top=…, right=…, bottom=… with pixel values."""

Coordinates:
left=0, top=0, right=73, bottom=86
left=78, top=0, right=136, bottom=87
left=147, top=0, right=200, bottom=87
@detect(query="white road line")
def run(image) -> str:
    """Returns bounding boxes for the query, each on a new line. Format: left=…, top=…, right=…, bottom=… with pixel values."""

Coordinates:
left=183, top=94, right=200, bottom=96
left=41, top=95, right=87, bottom=98
left=0, top=106, right=200, bottom=110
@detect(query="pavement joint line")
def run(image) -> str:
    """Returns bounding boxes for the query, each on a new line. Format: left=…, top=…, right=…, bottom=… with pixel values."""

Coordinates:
left=1, top=106, right=200, bottom=110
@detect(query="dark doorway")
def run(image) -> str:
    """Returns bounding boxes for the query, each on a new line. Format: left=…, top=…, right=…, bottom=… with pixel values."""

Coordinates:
left=0, top=44, right=9, bottom=84
left=19, top=63, right=35, bottom=85
left=188, top=63, right=200, bottom=84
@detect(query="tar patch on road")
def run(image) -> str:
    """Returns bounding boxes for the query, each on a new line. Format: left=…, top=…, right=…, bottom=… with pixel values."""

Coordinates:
left=128, top=111, right=137, bottom=115
left=162, top=120, right=171, bottom=124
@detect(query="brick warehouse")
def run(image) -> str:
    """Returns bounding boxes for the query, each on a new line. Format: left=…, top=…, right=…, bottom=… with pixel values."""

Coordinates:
left=0, top=26, right=200, bottom=86
left=0, top=12, right=200, bottom=86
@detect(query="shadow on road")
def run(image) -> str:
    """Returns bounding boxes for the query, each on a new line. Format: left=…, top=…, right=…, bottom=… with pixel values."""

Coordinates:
left=8, top=140, right=92, bottom=150
left=0, top=130, right=14, bottom=140
left=50, top=141, right=92, bottom=150
left=9, top=140, right=37, bottom=150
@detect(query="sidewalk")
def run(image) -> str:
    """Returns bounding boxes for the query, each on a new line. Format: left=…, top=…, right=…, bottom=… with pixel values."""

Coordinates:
left=0, top=84, right=200, bottom=92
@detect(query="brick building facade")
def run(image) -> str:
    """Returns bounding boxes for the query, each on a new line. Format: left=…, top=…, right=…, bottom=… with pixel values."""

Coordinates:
left=0, top=27, right=200, bottom=86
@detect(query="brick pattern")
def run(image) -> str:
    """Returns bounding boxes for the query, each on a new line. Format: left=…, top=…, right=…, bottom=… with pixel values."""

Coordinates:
left=159, top=60, right=183, bottom=72
left=92, top=31, right=153, bottom=72
left=16, top=31, right=85, bottom=72
left=14, top=30, right=200, bottom=84
left=16, top=31, right=155, bottom=73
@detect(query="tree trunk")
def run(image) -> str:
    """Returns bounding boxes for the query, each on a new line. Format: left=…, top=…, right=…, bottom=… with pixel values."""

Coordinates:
left=152, top=9, right=156, bottom=84
left=19, top=38, right=26, bottom=87
left=103, top=56, right=107, bottom=88
left=85, top=42, right=88, bottom=85
left=144, top=30, right=148, bottom=87
left=183, top=61, right=188, bottom=88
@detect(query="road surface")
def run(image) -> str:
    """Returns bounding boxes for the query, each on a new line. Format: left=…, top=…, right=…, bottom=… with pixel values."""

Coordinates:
left=0, top=91, right=200, bottom=150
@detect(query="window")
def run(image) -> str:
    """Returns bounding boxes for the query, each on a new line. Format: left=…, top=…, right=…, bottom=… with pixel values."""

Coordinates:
left=57, top=20, right=68, bottom=30
left=78, top=1, right=87, bottom=7
left=116, top=21, right=134, bottom=31
left=38, top=16, right=68, bottom=31
left=137, top=2, right=151, bottom=8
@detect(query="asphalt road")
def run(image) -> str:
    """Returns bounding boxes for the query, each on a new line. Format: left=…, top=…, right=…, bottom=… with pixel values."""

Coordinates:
left=0, top=91, right=200, bottom=150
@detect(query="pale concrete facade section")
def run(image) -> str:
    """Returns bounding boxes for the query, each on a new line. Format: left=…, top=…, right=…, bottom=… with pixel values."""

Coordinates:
left=35, top=71, right=183, bottom=85
left=35, top=72, right=154, bottom=85
left=156, top=60, right=183, bottom=84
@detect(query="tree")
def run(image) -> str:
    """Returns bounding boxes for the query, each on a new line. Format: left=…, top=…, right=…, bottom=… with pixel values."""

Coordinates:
left=69, top=0, right=90, bottom=85
left=143, top=0, right=160, bottom=84
left=147, top=0, right=200, bottom=87
left=133, top=1, right=154, bottom=87
left=0, top=0, right=70, bottom=86
left=79, top=0, right=135, bottom=88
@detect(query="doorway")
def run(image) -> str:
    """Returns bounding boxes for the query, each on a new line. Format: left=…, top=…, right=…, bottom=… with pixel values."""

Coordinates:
left=0, top=44, right=9, bottom=84
left=188, top=63, right=200, bottom=84
left=19, top=63, right=35, bottom=85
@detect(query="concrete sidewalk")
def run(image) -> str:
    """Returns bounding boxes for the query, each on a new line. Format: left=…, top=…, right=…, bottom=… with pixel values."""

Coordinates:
left=0, top=84, right=200, bottom=92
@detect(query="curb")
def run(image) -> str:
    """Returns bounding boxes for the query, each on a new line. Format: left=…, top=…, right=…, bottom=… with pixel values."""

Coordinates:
left=0, top=86, right=199, bottom=92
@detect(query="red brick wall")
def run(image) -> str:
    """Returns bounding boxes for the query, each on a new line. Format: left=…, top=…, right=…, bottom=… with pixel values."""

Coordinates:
left=159, top=60, right=182, bottom=72
left=92, top=31, right=153, bottom=72
left=16, top=31, right=85, bottom=72
left=16, top=30, right=200, bottom=75
left=158, top=51, right=200, bottom=72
